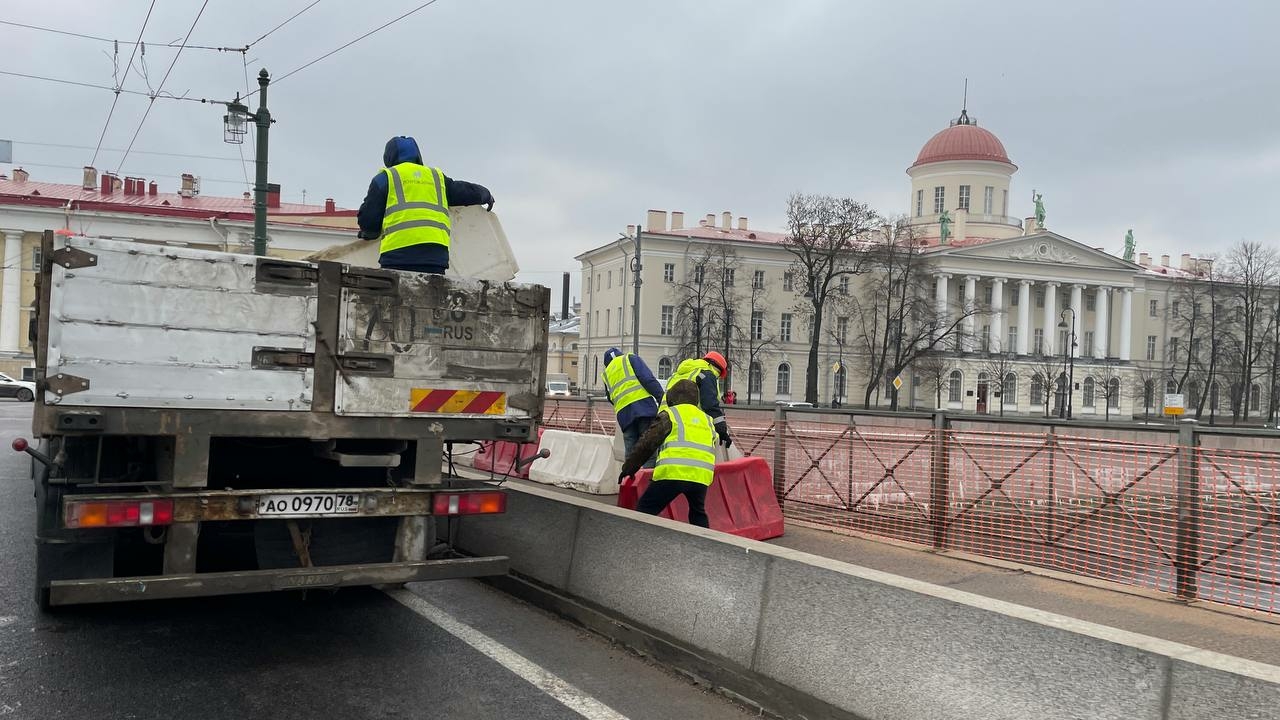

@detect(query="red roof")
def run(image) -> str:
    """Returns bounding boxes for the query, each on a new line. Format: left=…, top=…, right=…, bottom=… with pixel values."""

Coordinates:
left=911, top=123, right=1013, bottom=169
left=648, top=225, right=789, bottom=245
left=0, top=178, right=354, bottom=225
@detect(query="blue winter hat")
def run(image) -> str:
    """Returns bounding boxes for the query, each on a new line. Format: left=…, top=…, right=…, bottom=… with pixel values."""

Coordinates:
left=603, top=347, right=622, bottom=364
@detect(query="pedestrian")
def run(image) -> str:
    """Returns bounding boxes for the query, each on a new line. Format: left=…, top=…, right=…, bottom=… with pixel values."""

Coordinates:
left=601, top=347, right=664, bottom=468
left=620, top=379, right=717, bottom=528
left=356, top=135, right=495, bottom=274
left=665, top=351, right=732, bottom=449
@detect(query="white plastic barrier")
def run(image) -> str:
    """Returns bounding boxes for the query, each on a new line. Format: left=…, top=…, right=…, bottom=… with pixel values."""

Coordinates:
left=529, top=429, right=621, bottom=495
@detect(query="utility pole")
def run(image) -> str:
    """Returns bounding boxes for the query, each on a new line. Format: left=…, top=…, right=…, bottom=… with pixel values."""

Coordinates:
left=252, top=70, right=272, bottom=257
left=630, top=219, right=642, bottom=356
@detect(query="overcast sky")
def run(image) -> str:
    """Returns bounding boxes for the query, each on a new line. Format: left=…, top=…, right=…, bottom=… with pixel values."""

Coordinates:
left=5, top=1, right=1278, bottom=309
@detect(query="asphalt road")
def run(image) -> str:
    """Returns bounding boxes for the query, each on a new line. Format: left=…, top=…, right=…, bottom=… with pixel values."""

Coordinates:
left=0, top=403, right=751, bottom=720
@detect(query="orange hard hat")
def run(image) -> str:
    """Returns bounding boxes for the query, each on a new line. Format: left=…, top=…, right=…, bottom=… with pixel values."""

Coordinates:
left=703, top=351, right=727, bottom=375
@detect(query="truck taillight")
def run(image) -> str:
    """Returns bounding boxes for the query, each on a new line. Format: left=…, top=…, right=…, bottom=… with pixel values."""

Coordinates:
left=65, top=499, right=175, bottom=529
left=432, top=491, right=506, bottom=516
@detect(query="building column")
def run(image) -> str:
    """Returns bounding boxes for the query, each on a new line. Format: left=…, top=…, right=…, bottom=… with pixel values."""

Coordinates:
left=1042, top=281, right=1059, bottom=356
left=1069, top=284, right=1085, bottom=359
left=935, top=273, right=950, bottom=327
left=963, top=275, right=978, bottom=351
left=1119, top=288, right=1133, bottom=361
left=990, top=277, right=1005, bottom=353
left=1017, top=280, right=1032, bottom=355
left=0, top=230, right=22, bottom=353
left=1094, top=286, right=1110, bottom=359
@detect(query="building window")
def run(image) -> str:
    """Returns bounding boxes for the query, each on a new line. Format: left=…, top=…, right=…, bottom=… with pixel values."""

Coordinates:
left=783, top=272, right=794, bottom=292
left=605, top=309, right=610, bottom=335
left=753, top=270, right=765, bottom=289
left=1034, top=328, right=1044, bottom=355
left=981, top=325, right=990, bottom=350
left=1086, top=293, right=1096, bottom=311
left=1168, top=337, right=1179, bottom=362
left=948, top=370, right=962, bottom=403
left=694, top=265, right=705, bottom=285
left=1146, top=335, right=1157, bottom=361
left=1149, top=299, right=1158, bottom=317
left=780, top=313, right=793, bottom=343
left=1035, top=291, right=1045, bottom=308
left=838, top=276, right=849, bottom=295
left=32, top=247, right=41, bottom=272
left=958, top=185, right=971, bottom=211
left=617, top=306, right=623, bottom=334
left=983, top=186, right=994, bottom=215
left=748, top=362, right=762, bottom=397
left=1083, top=331, right=1095, bottom=357
left=916, top=189, right=923, bottom=217
left=1007, top=326, right=1018, bottom=352
left=1166, top=379, right=1177, bottom=395
left=1251, top=384, right=1262, bottom=412
left=724, top=268, right=735, bottom=286
left=984, top=286, right=993, bottom=304
left=1188, top=381, right=1201, bottom=408
left=1190, top=338, right=1201, bottom=357
left=1010, top=290, right=1019, bottom=307
left=836, top=316, right=849, bottom=344
left=1058, top=329, right=1068, bottom=352
left=1144, top=380, right=1155, bottom=409
left=1030, top=374, right=1044, bottom=406
left=1001, top=189, right=1008, bottom=216
left=933, top=186, right=945, bottom=214
left=1172, top=300, right=1181, bottom=316
left=1108, top=379, right=1121, bottom=409
left=663, top=263, right=675, bottom=283
left=1004, top=373, right=1017, bottom=402
left=595, top=274, right=600, bottom=292
left=607, top=271, right=612, bottom=289
left=751, top=311, right=764, bottom=341
left=657, top=357, right=673, bottom=380
left=776, top=363, right=791, bottom=395
left=1209, top=383, right=1220, bottom=410
left=660, top=305, right=673, bottom=335
left=1083, top=377, right=1096, bottom=407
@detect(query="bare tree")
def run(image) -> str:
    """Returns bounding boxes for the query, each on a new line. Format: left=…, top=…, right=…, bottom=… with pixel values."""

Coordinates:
left=1134, top=364, right=1167, bottom=422
left=1094, top=362, right=1125, bottom=421
left=1028, top=354, right=1065, bottom=418
left=783, top=193, right=879, bottom=404
left=669, top=246, right=721, bottom=360
left=705, top=245, right=742, bottom=390
left=735, top=269, right=778, bottom=405
left=850, top=217, right=982, bottom=410
left=1222, top=241, right=1279, bottom=423
left=1170, top=270, right=1230, bottom=423
left=977, top=353, right=1019, bottom=416
left=912, top=354, right=950, bottom=409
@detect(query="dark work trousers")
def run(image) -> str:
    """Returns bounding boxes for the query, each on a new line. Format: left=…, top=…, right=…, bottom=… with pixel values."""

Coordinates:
left=636, top=480, right=709, bottom=528
left=622, top=416, right=656, bottom=468
left=379, top=261, right=446, bottom=274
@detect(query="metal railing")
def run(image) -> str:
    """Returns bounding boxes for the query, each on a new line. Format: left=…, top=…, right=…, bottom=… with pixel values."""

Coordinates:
left=541, top=398, right=1280, bottom=615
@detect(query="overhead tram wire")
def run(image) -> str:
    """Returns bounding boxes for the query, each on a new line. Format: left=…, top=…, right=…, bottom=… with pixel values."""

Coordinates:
left=246, top=0, right=323, bottom=49
left=114, top=0, right=211, bottom=175
left=244, top=0, right=443, bottom=97
left=14, top=140, right=244, bottom=163
left=0, top=18, right=241, bottom=52
left=89, top=0, right=157, bottom=168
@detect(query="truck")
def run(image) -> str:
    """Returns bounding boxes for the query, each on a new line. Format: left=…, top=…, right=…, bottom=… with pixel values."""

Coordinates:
left=22, top=229, right=549, bottom=609
left=545, top=373, right=571, bottom=397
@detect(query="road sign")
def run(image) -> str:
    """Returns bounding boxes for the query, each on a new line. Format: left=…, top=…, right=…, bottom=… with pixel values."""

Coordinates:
left=892, top=375, right=903, bottom=391
left=1163, top=393, right=1185, bottom=416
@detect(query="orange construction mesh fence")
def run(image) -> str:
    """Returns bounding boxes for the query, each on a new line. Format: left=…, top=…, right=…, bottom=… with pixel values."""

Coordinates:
left=538, top=399, right=1280, bottom=614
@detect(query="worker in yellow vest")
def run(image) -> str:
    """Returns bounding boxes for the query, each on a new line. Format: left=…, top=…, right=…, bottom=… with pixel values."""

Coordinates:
left=356, top=136, right=494, bottom=273
left=602, top=348, right=664, bottom=467
left=619, top=379, right=716, bottom=528
left=665, top=351, right=732, bottom=449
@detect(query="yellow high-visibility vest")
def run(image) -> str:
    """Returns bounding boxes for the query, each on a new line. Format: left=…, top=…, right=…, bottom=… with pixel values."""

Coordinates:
left=603, top=354, right=650, bottom=414
left=665, top=358, right=720, bottom=404
left=653, top=404, right=717, bottom=486
left=380, top=162, right=450, bottom=255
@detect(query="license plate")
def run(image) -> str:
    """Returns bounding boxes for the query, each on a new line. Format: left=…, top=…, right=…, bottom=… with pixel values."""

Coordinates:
left=256, top=493, right=361, bottom=517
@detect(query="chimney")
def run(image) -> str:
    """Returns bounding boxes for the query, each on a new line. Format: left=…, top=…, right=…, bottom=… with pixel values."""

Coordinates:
left=561, top=272, right=570, bottom=320
left=646, top=209, right=667, bottom=232
left=179, top=173, right=196, bottom=197
left=626, top=224, right=635, bottom=238
left=953, top=208, right=968, bottom=244
left=124, top=177, right=136, bottom=195
left=82, top=166, right=97, bottom=190
left=1180, top=253, right=1192, bottom=270
left=148, top=180, right=158, bottom=196
left=1023, top=216, right=1036, bottom=235
left=1138, top=252, right=1150, bottom=266
left=670, top=211, right=684, bottom=230
left=243, top=191, right=251, bottom=202
left=1160, top=254, right=1170, bottom=267
left=102, top=172, right=116, bottom=194
left=722, top=211, right=732, bottom=229
left=266, top=182, right=281, bottom=209
left=705, top=213, right=715, bottom=228
left=737, top=216, right=748, bottom=231
left=12, top=167, right=28, bottom=183
left=324, top=198, right=336, bottom=213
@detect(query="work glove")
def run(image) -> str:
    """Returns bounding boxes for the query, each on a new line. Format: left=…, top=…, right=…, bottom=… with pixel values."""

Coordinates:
left=718, top=430, right=733, bottom=448
left=618, top=472, right=635, bottom=485
left=357, top=229, right=379, bottom=240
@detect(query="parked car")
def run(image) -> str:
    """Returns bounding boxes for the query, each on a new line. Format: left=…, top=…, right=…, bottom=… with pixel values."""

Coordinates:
left=0, top=372, right=35, bottom=402
left=775, top=401, right=814, bottom=409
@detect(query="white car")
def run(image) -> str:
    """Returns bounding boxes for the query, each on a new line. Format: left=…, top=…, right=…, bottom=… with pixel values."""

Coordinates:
left=0, top=372, right=35, bottom=402
left=775, top=401, right=814, bottom=409
left=546, top=381, right=571, bottom=397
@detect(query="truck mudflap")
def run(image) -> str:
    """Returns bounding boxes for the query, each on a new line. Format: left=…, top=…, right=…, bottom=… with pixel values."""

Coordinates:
left=47, top=556, right=509, bottom=606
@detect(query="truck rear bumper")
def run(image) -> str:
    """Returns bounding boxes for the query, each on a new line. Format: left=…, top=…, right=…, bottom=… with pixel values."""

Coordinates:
left=47, top=555, right=509, bottom=606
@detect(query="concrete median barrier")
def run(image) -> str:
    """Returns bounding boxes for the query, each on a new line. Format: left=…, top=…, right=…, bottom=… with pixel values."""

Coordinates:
left=528, top=429, right=620, bottom=494
left=457, top=482, right=1280, bottom=720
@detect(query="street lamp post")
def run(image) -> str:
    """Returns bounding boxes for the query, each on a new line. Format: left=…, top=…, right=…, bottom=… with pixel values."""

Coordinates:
left=223, top=69, right=272, bottom=256
left=1057, top=307, right=1077, bottom=419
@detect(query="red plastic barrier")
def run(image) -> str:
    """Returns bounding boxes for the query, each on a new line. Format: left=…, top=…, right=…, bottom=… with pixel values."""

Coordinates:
left=617, top=456, right=784, bottom=540
left=472, top=428, right=545, bottom=478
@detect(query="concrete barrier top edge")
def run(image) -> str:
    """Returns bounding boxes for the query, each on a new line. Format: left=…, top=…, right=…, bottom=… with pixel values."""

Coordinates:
left=502, top=482, right=1280, bottom=684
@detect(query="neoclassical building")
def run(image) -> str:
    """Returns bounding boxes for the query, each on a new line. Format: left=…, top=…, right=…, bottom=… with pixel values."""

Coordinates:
left=578, top=109, right=1250, bottom=419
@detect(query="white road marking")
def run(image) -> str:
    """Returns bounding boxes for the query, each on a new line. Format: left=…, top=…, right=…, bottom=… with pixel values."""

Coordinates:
left=385, top=588, right=630, bottom=720
left=0, top=617, right=15, bottom=629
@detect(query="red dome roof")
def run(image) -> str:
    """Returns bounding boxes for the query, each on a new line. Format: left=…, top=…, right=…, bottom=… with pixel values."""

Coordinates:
left=911, top=123, right=1013, bottom=168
